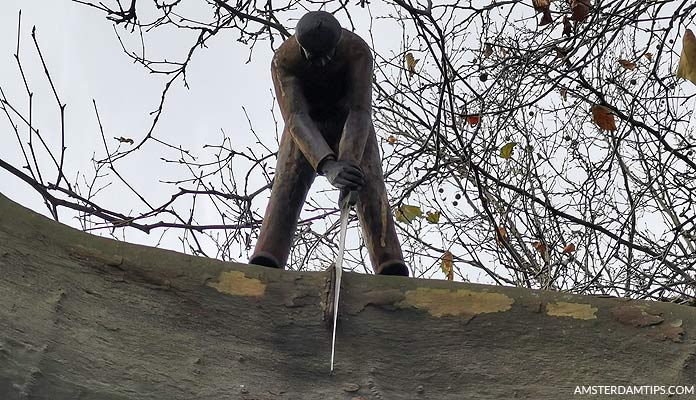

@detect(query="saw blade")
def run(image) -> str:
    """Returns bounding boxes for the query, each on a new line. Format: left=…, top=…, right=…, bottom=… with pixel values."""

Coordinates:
left=330, top=191, right=356, bottom=372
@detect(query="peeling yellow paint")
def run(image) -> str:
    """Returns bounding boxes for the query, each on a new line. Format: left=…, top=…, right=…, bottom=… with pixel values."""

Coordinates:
left=547, top=302, right=597, bottom=320
left=397, top=288, right=513, bottom=317
left=208, top=271, right=265, bottom=297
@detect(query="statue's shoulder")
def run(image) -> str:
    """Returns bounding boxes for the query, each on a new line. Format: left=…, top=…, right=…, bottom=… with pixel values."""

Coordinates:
left=272, top=36, right=302, bottom=71
left=338, top=29, right=372, bottom=58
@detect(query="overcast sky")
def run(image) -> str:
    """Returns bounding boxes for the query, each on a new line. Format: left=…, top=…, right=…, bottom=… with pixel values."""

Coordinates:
left=4, top=1, right=694, bottom=284
left=0, top=1, right=277, bottom=246
left=0, top=0, right=403, bottom=271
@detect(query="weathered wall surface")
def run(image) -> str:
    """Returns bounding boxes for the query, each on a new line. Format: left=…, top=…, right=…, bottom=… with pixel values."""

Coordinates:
left=1, top=193, right=695, bottom=399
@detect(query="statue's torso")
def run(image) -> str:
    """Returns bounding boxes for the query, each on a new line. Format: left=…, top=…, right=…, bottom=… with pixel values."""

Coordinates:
left=297, top=62, right=350, bottom=121
left=275, top=29, right=369, bottom=124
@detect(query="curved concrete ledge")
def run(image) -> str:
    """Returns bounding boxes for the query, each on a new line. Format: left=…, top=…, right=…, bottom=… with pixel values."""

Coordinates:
left=1, top=193, right=695, bottom=399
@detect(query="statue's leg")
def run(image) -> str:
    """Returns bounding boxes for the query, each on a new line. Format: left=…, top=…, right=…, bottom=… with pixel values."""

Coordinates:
left=250, top=129, right=315, bottom=268
left=356, top=129, right=409, bottom=276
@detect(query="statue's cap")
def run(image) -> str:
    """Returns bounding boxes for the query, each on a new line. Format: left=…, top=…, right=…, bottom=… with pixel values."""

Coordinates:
left=295, top=11, right=342, bottom=55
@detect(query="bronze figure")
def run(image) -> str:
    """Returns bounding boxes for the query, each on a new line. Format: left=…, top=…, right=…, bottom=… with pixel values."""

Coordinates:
left=249, top=11, right=408, bottom=276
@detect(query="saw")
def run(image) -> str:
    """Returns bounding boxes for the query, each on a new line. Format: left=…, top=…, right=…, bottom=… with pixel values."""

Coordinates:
left=330, top=190, right=357, bottom=372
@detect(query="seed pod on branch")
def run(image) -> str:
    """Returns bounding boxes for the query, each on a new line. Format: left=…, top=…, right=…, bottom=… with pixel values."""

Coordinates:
left=563, top=16, right=572, bottom=36
left=532, top=0, right=553, bottom=26
left=570, top=0, right=590, bottom=22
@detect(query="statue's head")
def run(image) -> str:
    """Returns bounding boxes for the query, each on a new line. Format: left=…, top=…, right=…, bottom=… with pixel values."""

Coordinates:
left=295, top=11, right=342, bottom=67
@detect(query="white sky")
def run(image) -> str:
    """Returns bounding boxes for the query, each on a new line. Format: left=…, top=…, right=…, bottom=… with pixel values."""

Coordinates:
left=0, top=0, right=402, bottom=270
left=0, top=1, right=273, bottom=246
left=2, top=1, right=694, bottom=285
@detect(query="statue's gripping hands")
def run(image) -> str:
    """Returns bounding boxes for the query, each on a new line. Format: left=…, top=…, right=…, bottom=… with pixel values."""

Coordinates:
left=249, top=11, right=409, bottom=276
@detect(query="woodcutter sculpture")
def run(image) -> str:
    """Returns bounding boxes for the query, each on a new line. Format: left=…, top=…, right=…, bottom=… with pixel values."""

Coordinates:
left=249, top=11, right=408, bottom=276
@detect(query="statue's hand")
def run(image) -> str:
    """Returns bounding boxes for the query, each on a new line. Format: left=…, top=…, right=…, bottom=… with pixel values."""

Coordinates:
left=319, top=159, right=365, bottom=190
left=339, top=189, right=359, bottom=208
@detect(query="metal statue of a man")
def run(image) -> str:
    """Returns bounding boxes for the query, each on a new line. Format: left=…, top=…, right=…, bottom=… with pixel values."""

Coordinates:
left=249, top=11, right=408, bottom=276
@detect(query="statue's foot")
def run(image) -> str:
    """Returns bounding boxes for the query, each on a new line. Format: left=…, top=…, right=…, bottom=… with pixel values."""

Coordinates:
left=377, top=260, right=409, bottom=277
left=249, top=252, right=281, bottom=269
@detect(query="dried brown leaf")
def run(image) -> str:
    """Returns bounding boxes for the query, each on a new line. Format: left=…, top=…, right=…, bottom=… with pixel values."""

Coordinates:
left=441, top=250, right=454, bottom=281
left=591, top=105, right=617, bottom=131
left=539, top=9, right=553, bottom=26
left=466, top=115, right=480, bottom=126
left=677, top=29, right=696, bottom=85
left=563, top=243, right=576, bottom=253
left=496, top=226, right=507, bottom=245
left=618, top=59, right=636, bottom=70
left=405, top=52, right=418, bottom=77
left=484, top=43, right=493, bottom=58
left=114, top=136, right=134, bottom=145
left=532, top=0, right=550, bottom=10
left=570, top=0, right=591, bottom=22
left=532, top=241, right=547, bottom=255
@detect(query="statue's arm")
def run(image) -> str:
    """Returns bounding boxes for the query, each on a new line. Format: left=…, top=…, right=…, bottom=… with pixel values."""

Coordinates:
left=337, top=43, right=374, bottom=164
left=271, top=58, right=335, bottom=171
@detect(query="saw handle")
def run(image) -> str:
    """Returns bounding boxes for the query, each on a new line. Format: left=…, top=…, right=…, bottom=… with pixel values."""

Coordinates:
left=339, top=189, right=359, bottom=209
